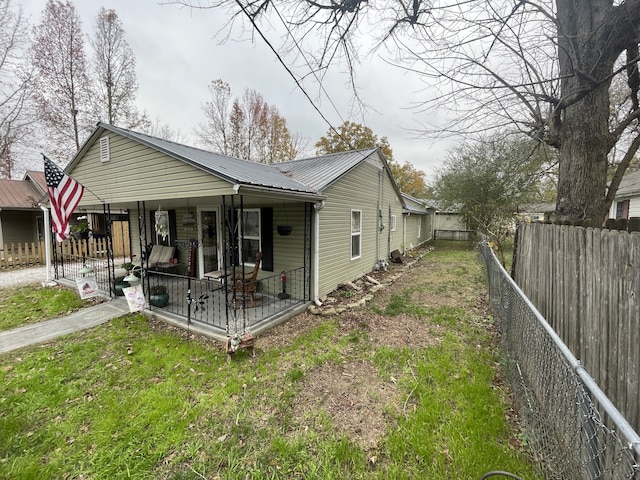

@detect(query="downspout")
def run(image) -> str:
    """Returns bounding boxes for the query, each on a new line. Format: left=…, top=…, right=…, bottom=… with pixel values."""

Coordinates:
left=39, top=204, right=52, bottom=284
left=313, top=200, right=325, bottom=304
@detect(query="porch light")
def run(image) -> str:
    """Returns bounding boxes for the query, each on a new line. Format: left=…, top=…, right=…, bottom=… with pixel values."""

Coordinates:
left=123, top=271, right=140, bottom=284
left=79, top=264, right=94, bottom=275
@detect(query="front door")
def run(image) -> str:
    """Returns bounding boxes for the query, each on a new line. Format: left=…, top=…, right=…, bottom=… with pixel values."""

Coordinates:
left=198, top=208, right=220, bottom=277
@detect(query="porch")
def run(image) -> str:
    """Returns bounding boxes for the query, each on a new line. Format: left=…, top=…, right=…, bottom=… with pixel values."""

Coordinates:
left=53, top=251, right=310, bottom=340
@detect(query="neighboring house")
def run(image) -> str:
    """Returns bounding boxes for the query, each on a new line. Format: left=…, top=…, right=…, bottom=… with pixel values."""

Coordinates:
left=609, top=169, right=640, bottom=220
left=50, top=122, right=410, bottom=337
left=401, top=192, right=434, bottom=251
left=0, top=171, right=48, bottom=252
left=521, top=202, right=556, bottom=223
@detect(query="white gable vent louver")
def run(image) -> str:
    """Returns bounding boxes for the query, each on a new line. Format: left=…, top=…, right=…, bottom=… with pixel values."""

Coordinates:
left=100, top=136, right=110, bottom=163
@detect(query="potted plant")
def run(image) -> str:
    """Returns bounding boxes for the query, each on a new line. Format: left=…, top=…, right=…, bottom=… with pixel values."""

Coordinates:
left=149, top=284, right=169, bottom=307
left=121, top=261, right=135, bottom=273
left=70, top=220, right=91, bottom=240
left=113, top=275, right=129, bottom=296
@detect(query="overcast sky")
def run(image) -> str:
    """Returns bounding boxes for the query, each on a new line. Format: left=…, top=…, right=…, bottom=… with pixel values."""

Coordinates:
left=18, top=0, right=458, bottom=180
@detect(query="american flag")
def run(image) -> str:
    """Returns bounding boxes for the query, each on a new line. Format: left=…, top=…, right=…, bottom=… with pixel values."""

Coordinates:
left=44, top=155, right=85, bottom=242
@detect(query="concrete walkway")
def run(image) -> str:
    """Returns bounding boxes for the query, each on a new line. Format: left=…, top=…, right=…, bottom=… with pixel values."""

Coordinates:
left=0, top=298, right=130, bottom=354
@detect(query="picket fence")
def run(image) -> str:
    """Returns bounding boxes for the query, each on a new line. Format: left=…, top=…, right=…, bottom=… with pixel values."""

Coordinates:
left=0, top=222, right=131, bottom=269
left=513, top=222, right=640, bottom=434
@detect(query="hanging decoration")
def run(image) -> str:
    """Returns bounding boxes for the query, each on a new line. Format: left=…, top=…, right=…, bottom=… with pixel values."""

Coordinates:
left=155, top=206, right=169, bottom=241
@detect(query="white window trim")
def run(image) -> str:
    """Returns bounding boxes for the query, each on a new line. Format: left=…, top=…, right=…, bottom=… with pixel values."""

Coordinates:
left=239, top=208, right=261, bottom=265
left=351, top=209, right=362, bottom=260
left=390, top=214, right=397, bottom=232
left=417, top=217, right=422, bottom=238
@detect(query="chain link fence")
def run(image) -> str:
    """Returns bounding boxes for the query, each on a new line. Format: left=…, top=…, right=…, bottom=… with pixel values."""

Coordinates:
left=480, top=242, right=640, bottom=479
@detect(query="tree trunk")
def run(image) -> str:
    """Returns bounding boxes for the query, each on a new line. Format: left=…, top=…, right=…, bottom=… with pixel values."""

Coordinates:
left=556, top=87, right=611, bottom=224
left=555, top=0, right=616, bottom=224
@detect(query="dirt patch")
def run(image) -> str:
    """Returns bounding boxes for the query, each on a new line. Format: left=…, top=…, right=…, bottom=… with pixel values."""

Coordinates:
left=292, top=359, right=401, bottom=450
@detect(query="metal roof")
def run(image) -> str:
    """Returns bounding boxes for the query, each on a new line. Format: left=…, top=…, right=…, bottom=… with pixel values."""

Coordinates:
left=0, top=179, right=43, bottom=209
left=24, top=171, right=47, bottom=194
left=401, top=192, right=428, bottom=214
left=277, top=149, right=379, bottom=192
left=87, top=123, right=321, bottom=196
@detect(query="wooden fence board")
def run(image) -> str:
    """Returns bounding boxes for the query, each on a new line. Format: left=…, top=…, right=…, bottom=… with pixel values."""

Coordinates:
left=515, top=222, right=640, bottom=435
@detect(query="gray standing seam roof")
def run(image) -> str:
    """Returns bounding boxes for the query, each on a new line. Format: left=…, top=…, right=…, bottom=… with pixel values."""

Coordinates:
left=97, top=123, right=320, bottom=195
left=277, top=148, right=379, bottom=192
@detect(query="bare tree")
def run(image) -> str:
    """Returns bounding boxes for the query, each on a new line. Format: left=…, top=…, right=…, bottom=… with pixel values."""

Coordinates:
left=195, top=79, right=233, bottom=154
left=181, top=0, right=640, bottom=224
left=0, top=0, right=32, bottom=179
left=89, top=7, right=147, bottom=129
left=31, top=0, right=91, bottom=161
left=196, top=80, right=300, bottom=162
left=141, top=115, right=187, bottom=143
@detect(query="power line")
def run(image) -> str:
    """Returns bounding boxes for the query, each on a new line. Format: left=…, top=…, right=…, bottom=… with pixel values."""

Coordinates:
left=233, top=0, right=356, bottom=151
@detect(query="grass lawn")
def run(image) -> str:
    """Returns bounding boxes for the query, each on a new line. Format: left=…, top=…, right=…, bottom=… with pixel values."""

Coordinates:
left=0, top=284, right=103, bottom=331
left=0, top=241, right=541, bottom=479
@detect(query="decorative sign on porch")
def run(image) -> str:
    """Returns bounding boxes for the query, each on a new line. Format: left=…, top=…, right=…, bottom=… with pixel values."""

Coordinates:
left=123, top=284, right=146, bottom=312
left=155, top=210, right=169, bottom=241
left=76, top=277, right=98, bottom=299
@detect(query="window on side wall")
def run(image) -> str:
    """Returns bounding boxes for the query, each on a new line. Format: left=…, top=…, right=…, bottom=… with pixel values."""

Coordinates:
left=351, top=210, right=362, bottom=259
left=417, top=217, right=422, bottom=238
left=240, top=209, right=261, bottom=264
left=390, top=214, right=397, bottom=232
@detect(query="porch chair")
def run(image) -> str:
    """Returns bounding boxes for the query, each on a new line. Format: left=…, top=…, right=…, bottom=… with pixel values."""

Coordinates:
left=227, top=252, right=263, bottom=308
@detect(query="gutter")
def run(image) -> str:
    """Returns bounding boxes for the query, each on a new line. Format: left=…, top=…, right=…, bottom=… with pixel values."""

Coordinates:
left=313, top=200, right=325, bottom=304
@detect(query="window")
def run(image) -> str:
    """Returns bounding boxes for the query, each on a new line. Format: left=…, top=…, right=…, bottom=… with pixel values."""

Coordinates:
left=240, top=209, right=261, bottom=264
left=390, top=214, right=397, bottom=232
left=351, top=210, right=362, bottom=259
left=417, top=217, right=422, bottom=238
left=616, top=200, right=630, bottom=220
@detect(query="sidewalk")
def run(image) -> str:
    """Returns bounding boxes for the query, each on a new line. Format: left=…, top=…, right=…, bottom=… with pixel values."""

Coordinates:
left=0, top=298, right=130, bottom=354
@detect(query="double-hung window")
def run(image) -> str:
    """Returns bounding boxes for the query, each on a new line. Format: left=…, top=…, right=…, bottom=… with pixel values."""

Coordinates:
left=351, top=210, right=362, bottom=259
left=240, top=209, right=261, bottom=264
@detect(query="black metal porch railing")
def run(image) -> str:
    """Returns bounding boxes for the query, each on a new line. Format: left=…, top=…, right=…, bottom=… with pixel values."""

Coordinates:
left=54, top=253, right=116, bottom=296
left=145, top=267, right=307, bottom=334
left=53, top=251, right=308, bottom=334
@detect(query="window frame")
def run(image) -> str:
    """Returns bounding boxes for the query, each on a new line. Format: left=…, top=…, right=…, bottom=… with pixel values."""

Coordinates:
left=238, top=208, right=261, bottom=265
left=390, top=214, right=397, bottom=232
left=351, top=209, right=362, bottom=260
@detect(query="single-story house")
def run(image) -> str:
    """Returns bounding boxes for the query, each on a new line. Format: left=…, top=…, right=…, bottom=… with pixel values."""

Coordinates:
left=0, top=170, right=48, bottom=252
left=48, top=122, right=414, bottom=338
left=609, top=169, right=640, bottom=220
left=401, top=192, right=434, bottom=251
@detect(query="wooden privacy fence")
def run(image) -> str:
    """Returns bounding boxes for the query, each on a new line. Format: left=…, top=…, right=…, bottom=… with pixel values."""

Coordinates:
left=513, top=222, right=640, bottom=433
left=0, top=231, right=131, bottom=270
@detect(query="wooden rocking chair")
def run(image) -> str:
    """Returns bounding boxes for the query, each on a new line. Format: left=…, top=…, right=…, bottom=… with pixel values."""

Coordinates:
left=227, top=252, right=263, bottom=308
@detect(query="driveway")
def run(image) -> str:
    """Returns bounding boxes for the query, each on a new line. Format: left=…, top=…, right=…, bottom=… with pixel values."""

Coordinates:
left=0, top=265, right=52, bottom=289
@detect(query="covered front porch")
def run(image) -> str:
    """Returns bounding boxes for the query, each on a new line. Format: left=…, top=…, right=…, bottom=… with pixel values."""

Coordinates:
left=52, top=194, right=314, bottom=339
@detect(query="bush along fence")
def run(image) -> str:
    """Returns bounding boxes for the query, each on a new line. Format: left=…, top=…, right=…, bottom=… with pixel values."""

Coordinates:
left=481, top=242, right=640, bottom=480
left=0, top=237, right=130, bottom=270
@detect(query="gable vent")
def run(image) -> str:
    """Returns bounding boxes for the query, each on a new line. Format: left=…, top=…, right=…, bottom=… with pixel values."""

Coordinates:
left=100, top=136, right=110, bottom=163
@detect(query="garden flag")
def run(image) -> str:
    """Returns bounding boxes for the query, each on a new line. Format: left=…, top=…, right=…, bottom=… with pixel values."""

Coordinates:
left=44, top=155, right=85, bottom=242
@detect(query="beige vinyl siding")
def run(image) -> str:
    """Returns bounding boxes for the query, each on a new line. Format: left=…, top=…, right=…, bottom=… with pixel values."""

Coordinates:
left=404, top=213, right=432, bottom=249
left=316, top=155, right=404, bottom=298
left=1, top=211, right=40, bottom=247
left=71, top=134, right=235, bottom=207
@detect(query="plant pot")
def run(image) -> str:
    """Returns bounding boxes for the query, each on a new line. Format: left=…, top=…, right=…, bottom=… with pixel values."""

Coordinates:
left=114, top=280, right=129, bottom=296
left=73, top=231, right=90, bottom=240
left=149, top=292, right=169, bottom=308
left=277, top=225, right=293, bottom=236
